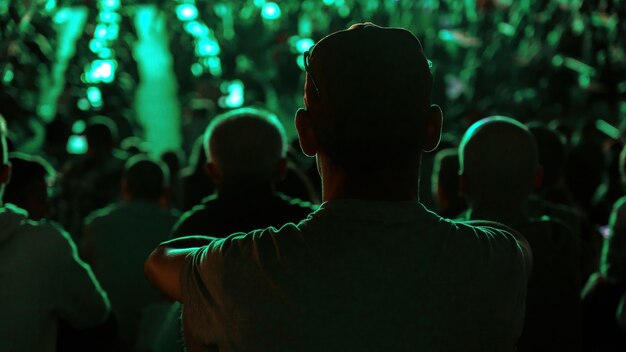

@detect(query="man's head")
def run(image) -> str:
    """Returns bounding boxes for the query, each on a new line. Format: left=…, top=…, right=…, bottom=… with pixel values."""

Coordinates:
left=204, top=107, right=287, bottom=185
left=459, top=116, right=541, bottom=207
left=4, top=153, right=55, bottom=220
left=86, top=115, right=118, bottom=155
left=0, top=115, right=10, bottom=203
left=122, top=155, right=169, bottom=203
left=295, top=23, right=442, bottom=177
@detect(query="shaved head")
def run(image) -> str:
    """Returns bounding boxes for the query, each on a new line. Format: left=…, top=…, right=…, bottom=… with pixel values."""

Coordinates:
left=459, top=116, right=538, bottom=205
left=204, top=107, right=286, bottom=182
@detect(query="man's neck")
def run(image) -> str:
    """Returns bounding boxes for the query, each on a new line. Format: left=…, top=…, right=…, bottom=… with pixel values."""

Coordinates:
left=319, top=156, right=420, bottom=202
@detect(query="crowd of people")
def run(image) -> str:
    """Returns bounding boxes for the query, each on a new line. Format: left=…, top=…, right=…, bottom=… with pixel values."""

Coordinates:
left=1, top=1, right=626, bottom=352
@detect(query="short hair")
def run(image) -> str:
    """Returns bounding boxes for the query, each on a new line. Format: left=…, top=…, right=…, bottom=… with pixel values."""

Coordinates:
left=459, top=116, right=538, bottom=204
left=4, top=153, right=56, bottom=206
left=204, top=107, right=286, bottom=181
left=124, top=155, right=169, bottom=201
left=86, top=116, right=119, bottom=152
left=0, top=115, right=6, bottom=165
left=305, top=23, right=433, bottom=173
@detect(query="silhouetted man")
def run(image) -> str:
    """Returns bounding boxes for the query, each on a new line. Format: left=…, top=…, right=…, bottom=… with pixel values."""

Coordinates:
left=146, top=24, right=531, bottom=352
left=0, top=116, right=111, bottom=351
left=459, top=116, right=583, bottom=352
left=171, top=107, right=315, bottom=238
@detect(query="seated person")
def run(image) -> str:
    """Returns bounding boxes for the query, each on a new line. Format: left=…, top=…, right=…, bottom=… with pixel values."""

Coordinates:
left=171, top=107, right=316, bottom=238
left=146, top=23, right=531, bottom=352
left=458, top=116, right=584, bottom=352
left=81, top=155, right=179, bottom=351
left=430, top=148, right=466, bottom=218
left=0, top=116, right=111, bottom=351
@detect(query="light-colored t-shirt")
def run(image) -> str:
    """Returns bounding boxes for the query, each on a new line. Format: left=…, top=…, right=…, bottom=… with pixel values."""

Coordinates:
left=0, top=204, right=110, bottom=352
left=181, top=199, right=529, bottom=351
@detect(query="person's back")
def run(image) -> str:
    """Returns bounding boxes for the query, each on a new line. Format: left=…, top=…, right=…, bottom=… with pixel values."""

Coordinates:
left=459, top=116, right=583, bottom=351
left=181, top=201, right=527, bottom=351
left=172, top=108, right=316, bottom=238
left=0, top=206, right=111, bottom=351
left=146, top=24, right=530, bottom=352
left=81, top=156, right=178, bottom=349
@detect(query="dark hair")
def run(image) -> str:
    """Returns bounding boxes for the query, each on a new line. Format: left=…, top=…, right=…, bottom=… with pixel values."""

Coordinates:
left=4, top=153, right=55, bottom=207
left=86, top=116, right=119, bottom=153
left=306, top=23, right=433, bottom=173
left=124, top=155, right=169, bottom=201
left=527, top=123, right=566, bottom=192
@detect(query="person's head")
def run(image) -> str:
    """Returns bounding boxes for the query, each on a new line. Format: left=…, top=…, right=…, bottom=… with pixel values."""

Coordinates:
left=0, top=115, right=10, bottom=203
left=295, top=23, right=442, bottom=181
left=459, top=116, right=541, bottom=208
left=527, top=123, right=566, bottom=194
left=204, top=107, right=287, bottom=185
left=431, top=148, right=465, bottom=217
left=86, top=115, right=118, bottom=155
left=4, top=153, right=56, bottom=220
left=122, top=155, right=169, bottom=203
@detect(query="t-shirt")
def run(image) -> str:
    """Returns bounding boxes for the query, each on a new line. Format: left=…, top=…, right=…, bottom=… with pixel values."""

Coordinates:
left=172, top=189, right=316, bottom=238
left=81, top=201, right=179, bottom=348
left=180, top=199, right=529, bottom=351
left=0, top=204, right=110, bottom=352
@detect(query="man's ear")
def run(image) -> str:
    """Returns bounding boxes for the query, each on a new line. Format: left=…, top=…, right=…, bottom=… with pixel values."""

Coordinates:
left=422, top=105, right=443, bottom=152
left=0, top=164, right=11, bottom=185
left=204, top=162, right=221, bottom=185
left=533, top=165, right=544, bottom=191
left=295, top=108, right=318, bottom=157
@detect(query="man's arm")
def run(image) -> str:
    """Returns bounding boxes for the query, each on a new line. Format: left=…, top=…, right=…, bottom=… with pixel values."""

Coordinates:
left=144, top=236, right=215, bottom=302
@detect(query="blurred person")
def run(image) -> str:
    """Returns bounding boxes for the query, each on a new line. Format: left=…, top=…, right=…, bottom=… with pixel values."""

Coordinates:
left=459, top=116, right=584, bottom=352
left=161, top=149, right=184, bottom=209
left=171, top=107, right=315, bottom=238
left=0, top=115, right=111, bottom=351
left=4, top=152, right=55, bottom=220
left=430, top=148, right=466, bottom=218
left=81, top=156, right=179, bottom=351
left=179, top=136, right=214, bottom=211
left=581, top=144, right=626, bottom=352
left=147, top=24, right=531, bottom=351
left=59, top=115, right=126, bottom=237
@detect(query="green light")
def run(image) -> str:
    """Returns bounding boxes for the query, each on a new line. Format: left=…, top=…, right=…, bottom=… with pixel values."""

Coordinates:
left=578, top=74, right=591, bottom=88
left=53, top=7, right=72, bottom=24
left=219, top=80, right=245, bottom=108
left=184, top=21, right=209, bottom=37
left=295, top=38, right=314, bottom=53
left=72, top=120, right=87, bottom=134
left=86, top=60, right=116, bottom=83
left=45, top=0, right=57, bottom=13
left=2, top=69, right=14, bottom=84
left=196, top=39, right=220, bottom=56
left=87, top=86, right=103, bottom=107
left=77, top=98, right=91, bottom=111
left=296, top=55, right=305, bottom=70
left=438, top=29, right=456, bottom=42
left=101, top=0, right=120, bottom=11
left=551, top=54, right=564, bottom=67
left=67, top=135, right=88, bottom=154
left=497, top=23, right=515, bottom=37
left=254, top=0, right=266, bottom=7
left=205, top=57, right=222, bottom=76
left=99, top=11, right=121, bottom=23
left=97, top=48, right=114, bottom=59
left=191, top=63, right=203, bottom=77
left=94, top=24, right=108, bottom=39
left=338, top=5, right=350, bottom=18
left=261, top=2, right=281, bottom=20
left=596, top=119, right=621, bottom=140
left=323, top=0, right=335, bottom=5
left=177, top=4, right=198, bottom=21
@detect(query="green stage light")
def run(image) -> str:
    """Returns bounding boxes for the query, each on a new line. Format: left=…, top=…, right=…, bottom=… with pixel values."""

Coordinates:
left=184, top=21, right=209, bottom=37
left=99, top=11, right=121, bottom=23
left=72, top=120, right=87, bottom=134
left=87, top=86, right=103, bottom=107
left=86, top=60, right=117, bottom=83
left=196, top=39, right=220, bottom=56
left=191, top=63, right=203, bottom=77
left=296, top=38, right=314, bottom=53
left=101, top=0, right=120, bottom=11
left=261, top=2, right=281, bottom=20
left=177, top=4, right=198, bottom=21
left=67, top=135, right=88, bottom=154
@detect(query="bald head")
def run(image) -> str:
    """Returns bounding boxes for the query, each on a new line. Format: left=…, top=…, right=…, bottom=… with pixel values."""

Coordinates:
left=204, top=107, right=286, bottom=183
left=459, top=116, right=539, bottom=205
